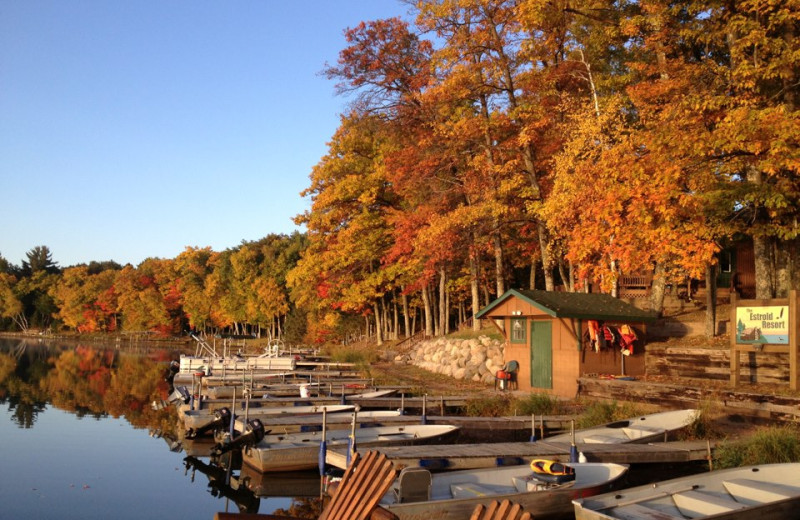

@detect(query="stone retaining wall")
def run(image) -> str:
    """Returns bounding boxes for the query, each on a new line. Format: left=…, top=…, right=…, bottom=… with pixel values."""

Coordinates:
left=393, top=335, right=505, bottom=384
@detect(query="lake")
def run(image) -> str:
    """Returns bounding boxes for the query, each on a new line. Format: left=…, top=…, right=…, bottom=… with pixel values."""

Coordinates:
left=0, top=337, right=314, bottom=520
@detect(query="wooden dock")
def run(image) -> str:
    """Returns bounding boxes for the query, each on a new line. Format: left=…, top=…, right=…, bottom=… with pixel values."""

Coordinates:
left=182, top=394, right=478, bottom=414
left=325, top=440, right=714, bottom=471
left=238, top=414, right=575, bottom=441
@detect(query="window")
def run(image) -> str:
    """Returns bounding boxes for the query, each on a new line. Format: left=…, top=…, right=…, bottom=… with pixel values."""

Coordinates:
left=719, top=251, right=733, bottom=273
left=510, top=318, right=526, bottom=343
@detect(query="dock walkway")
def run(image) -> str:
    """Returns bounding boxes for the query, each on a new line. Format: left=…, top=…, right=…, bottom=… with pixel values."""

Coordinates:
left=325, top=440, right=713, bottom=471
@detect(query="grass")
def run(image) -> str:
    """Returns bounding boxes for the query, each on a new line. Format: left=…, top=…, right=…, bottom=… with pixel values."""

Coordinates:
left=713, top=425, right=800, bottom=469
left=445, top=327, right=504, bottom=342
left=679, top=398, right=723, bottom=440
left=575, top=400, right=657, bottom=429
left=463, top=392, right=567, bottom=417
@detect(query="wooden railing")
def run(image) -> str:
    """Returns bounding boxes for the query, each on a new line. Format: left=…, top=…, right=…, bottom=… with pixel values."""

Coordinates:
left=619, top=273, right=653, bottom=299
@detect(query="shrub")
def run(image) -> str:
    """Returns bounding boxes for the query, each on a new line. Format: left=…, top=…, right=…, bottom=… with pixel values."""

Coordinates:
left=464, top=395, right=515, bottom=417
left=714, top=425, right=800, bottom=469
left=515, top=392, right=564, bottom=416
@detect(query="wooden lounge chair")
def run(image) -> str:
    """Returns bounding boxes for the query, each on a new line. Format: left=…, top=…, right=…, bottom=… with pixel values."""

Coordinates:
left=470, top=499, right=532, bottom=520
left=214, top=449, right=399, bottom=520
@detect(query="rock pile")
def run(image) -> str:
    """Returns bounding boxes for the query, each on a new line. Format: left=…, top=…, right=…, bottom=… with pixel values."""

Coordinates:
left=394, top=335, right=505, bottom=384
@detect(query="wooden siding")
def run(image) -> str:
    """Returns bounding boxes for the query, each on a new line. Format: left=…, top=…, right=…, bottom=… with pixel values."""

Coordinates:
left=647, top=344, right=790, bottom=385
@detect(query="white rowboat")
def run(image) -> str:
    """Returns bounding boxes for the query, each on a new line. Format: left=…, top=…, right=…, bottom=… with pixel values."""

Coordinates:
left=242, top=424, right=460, bottom=473
left=573, top=463, right=800, bottom=520
left=380, top=462, right=629, bottom=520
left=545, top=409, right=699, bottom=444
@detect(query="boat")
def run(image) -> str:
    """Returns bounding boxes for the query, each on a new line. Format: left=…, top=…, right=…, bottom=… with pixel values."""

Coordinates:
left=180, top=403, right=356, bottom=431
left=544, top=409, right=699, bottom=444
left=378, top=461, right=629, bottom=520
left=242, top=424, right=460, bottom=472
left=212, top=408, right=406, bottom=441
left=573, top=463, right=800, bottom=520
left=172, top=333, right=300, bottom=379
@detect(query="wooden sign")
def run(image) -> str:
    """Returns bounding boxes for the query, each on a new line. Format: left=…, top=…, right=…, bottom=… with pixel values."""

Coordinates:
left=730, top=290, right=798, bottom=391
left=735, top=305, right=790, bottom=344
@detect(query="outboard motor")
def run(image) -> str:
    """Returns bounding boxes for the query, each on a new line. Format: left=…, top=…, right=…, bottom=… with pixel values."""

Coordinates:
left=164, top=360, right=181, bottom=384
left=214, top=419, right=266, bottom=455
left=167, top=385, right=190, bottom=405
left=186, top=407, right=232, bottom=439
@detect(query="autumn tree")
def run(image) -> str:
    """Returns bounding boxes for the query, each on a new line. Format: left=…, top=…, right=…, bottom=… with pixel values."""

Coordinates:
left=173, top=247, right=216, bottom=333
left=290, top=113, right=398, bottom=345
left=114, top=261, right=174, bottom=335
left=50, top=266, right=118, bottom=332
left=0, top=273, right=25, bottom=331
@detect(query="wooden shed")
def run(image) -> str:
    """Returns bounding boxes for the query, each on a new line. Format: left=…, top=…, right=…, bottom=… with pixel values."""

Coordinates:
left=476, top=289, right=657, bottom=398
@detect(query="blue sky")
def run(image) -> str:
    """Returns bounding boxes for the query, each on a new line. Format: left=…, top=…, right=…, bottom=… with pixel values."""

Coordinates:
left=0, top=0, right=411, bottom=268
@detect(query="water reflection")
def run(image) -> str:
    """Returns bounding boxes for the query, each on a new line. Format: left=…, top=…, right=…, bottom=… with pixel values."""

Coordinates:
left=0, top=336, right=320, bottom=519
left=183, top=456, right=261, bottom=514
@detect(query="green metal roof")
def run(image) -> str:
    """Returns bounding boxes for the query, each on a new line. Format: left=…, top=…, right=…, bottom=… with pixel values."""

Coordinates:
left=475, top=289, right=657, bottom=322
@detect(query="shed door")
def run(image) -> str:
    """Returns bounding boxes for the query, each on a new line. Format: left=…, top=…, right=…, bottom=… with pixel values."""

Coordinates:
left=530, top=320, right=552, bottom=389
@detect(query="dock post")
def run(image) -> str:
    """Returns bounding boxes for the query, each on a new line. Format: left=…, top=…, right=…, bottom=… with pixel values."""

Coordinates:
left=318, top=408, right=328, bottom=500
left=346, top=410, right=357, bottom=467
left=569, top=420, right=578, bottom=462
left=530, top=414, right=537, bottom=442
left=229, top=387, right=236, bottom=438
left=422, top=394, right=427, bottom=425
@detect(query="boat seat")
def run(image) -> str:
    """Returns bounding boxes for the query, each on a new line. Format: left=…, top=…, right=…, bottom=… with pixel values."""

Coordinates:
left=673, top=490, right=748, bottom=518
left=612, top=503, right=686, bottom=520
left=394, top=467, right=432, bottom=503
left=723, top=478, right=800, bottom=505
left=451, top=482, right=515, bottom=499
left=582, top=434, right=628, bottom=444
left=623, top=425, right=666, bottom=441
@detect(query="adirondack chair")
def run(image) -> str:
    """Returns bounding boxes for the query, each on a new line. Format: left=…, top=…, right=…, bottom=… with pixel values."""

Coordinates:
left=214, top=450, right=399, bottom=520
left=469, top=499, right=532, bottom=520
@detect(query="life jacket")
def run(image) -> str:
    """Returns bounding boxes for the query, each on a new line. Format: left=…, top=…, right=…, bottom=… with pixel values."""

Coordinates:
left=588, top=320, right=601, bottom=351
left=619, top=324, right=637, bottom=355
left=529, top=459, right=576, bottom=484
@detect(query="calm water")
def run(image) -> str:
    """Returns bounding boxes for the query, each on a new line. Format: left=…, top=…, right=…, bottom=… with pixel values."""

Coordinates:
left=0, top=337, right=304, bottom=520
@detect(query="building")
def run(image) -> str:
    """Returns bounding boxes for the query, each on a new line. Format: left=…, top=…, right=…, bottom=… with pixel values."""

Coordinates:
left=476, top=289, right=657, bottom=398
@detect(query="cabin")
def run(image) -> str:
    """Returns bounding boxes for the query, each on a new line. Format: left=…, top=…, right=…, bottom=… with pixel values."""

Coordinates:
left=476, top=289, right=657, bottom=398
left=614, top=239, right=757, bottom=303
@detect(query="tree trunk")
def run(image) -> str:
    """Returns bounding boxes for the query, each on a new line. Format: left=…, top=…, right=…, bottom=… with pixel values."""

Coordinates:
left=373, top=301, right=383, bottom=346
left=753, top=235, right=777, bottom=299
left=558, top=260, right=570, bottom=292
left=650, top=262, right=667, bottom=316
left=401, top=287, right=410, bottom=338
left=705, top=263, right=717, bottom=337
left=470, top=248, right=481, bottom=331
left=493, top=228, right=505, bottom=296
left=438, top=267, right=447, bottom=337
left=422, top=285, right=433, bottom=336
left=538, top=223, right=555, bottom=291
left=393, top=298, right=399, bottom=340
left=529, top=259, right=537, bottom=290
